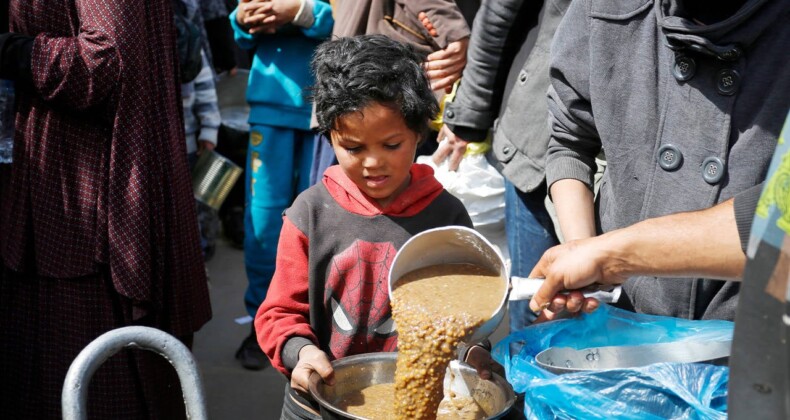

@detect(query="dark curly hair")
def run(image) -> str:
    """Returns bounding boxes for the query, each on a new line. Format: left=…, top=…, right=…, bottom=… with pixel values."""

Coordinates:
left=311, top=34, right=439, bottom=143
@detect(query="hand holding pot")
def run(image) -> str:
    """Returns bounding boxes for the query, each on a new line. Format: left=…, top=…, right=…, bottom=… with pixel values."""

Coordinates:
left=528, top=236, right=628, bottom=319
left=292, top=344, right=334, bottom=393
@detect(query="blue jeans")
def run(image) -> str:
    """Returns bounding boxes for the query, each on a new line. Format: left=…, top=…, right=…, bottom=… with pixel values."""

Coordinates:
left=309, top=132, right=336, bottom=186
left=505, top=179, right=559, bottom=332
left=244, top=125, right=314, bottom=317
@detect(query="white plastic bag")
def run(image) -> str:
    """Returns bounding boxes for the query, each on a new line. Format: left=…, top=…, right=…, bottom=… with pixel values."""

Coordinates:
left=417, top=150, right=509, bottom=266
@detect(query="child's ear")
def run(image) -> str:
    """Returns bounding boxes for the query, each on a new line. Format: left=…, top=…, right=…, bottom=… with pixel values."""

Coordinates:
left=416, top=131, right=427, bottom=146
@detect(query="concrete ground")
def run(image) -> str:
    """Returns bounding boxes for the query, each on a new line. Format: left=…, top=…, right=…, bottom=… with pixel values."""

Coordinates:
left=192, top=237, right=511, bottom=419
left=192, top=239, right=286, bottom=419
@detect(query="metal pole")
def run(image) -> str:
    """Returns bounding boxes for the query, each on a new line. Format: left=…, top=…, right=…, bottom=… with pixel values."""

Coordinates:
left=62, top=326, right=208, bottom=420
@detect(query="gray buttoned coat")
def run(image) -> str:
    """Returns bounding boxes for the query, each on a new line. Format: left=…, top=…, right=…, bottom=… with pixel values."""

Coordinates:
left=546, top=0, right=789, bottom=320
left=444, top=0, right=571, bottom=194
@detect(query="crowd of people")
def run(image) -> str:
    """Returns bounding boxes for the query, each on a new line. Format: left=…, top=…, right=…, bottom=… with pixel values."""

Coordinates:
left=0, top=0, right=787, bottom=419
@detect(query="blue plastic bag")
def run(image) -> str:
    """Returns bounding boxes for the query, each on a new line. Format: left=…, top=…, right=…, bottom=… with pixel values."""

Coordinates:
left=493, top=304, right=733, bottom=419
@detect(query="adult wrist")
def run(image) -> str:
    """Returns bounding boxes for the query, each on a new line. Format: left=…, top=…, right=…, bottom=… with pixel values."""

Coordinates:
left=601, top=227, right=642, bottom=279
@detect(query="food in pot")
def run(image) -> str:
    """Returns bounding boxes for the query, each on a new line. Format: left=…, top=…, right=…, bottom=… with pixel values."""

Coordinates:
left=390, top=263, right=503, bottom=420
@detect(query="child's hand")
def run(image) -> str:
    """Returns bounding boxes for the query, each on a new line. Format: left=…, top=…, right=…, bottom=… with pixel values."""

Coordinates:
left=291, top=344, right=334, bottom=393
left=197, top=140, right=215, bottom=155
left=243, top=0, right=302, bottom=35
left=464, top=344, right=493, bottom=380
left=432, top=125, right=469, bottom=172
left=236, top=0, right=264, bottom=29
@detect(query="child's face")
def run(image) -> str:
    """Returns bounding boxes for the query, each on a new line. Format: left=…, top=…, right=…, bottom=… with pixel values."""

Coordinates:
left=330, top=102, right=420, bottom=208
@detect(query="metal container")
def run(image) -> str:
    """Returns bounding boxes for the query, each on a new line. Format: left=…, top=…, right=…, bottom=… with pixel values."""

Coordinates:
left=215, top=69, right=250, bottom=132
left=192, top=150, right=243, bottom=211
left=388, top=226, right=509, bottom=343
left=535, top=339, right=732, bottom=375
left=308, top=352, right=515, bottom=420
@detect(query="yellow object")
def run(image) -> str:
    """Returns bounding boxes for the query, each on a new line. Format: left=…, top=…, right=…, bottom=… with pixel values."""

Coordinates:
left=430, top=81, right=458, bottom=132
left=250, top=131, right=263, bottom=147
left=432, top=80, right=492, bottom=157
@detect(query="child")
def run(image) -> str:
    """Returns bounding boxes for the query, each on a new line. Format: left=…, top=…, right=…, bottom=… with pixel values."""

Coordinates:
left=255, top=35, right=474, bottom=418
left=176, top=0, right=222, bottom=261
left=182, top=48, right=222, bottom=261
left=229, top=0, right=334, bottom=370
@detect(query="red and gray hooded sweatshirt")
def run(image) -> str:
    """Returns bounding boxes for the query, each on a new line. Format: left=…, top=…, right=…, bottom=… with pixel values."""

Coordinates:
left=256, top=163, right=473, bottom=376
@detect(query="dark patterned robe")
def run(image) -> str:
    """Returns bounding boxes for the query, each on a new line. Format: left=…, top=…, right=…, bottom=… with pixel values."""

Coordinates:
left=0, top=1, right=211, bottom=418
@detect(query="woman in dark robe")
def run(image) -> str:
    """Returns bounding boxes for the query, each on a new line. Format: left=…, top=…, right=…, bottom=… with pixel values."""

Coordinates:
left=0, top=1, right=212, bottom=418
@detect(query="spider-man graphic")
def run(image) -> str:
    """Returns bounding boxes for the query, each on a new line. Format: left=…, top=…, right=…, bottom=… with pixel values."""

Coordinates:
left=325, top=239, right=398, bottom=358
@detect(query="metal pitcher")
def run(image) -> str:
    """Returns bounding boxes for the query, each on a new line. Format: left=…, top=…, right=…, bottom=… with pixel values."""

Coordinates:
left=192, top=150, right=243, bottom=211
left=388, top=226, right=509, bottom=343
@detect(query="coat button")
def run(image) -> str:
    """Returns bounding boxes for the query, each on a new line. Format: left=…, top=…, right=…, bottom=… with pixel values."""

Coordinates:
left=445, top=110, right=454, bottom=119
left=702, top=157, right=725, bottom=184
left=502, top=146, right=512, bottom=155
left=672, top=55, right=696, bottom=82
left=718, top=46, right=742, bottom=61
left=657, top=144, right=683, bottom=171
left=716, top=69, right=740, bottom=96
left=518, top=70, right=528, bottom=84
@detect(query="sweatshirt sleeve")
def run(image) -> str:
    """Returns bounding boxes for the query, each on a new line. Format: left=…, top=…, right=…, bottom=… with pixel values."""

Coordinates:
left=298, top=0, right=334, bottom=40
left=255, top=216, right=319, bottom=377
left=544, top=0, right=601, bottom=190
left=193, top=51, right=221, bottom=145
left=229, top=7, right=258, bottom=50
left=444, top=0, right=525, bottom=142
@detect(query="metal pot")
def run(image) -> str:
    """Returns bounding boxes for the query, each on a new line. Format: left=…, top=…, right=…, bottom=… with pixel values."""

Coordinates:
left=387, top=226, right=509, bottom=343
left=308, top=352, right=515, bottom=420
left=191, top=150, right=243, bottom=211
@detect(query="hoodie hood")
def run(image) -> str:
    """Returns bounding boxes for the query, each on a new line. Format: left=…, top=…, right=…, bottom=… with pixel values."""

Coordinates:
left=323, top=163, right=444, bottom=217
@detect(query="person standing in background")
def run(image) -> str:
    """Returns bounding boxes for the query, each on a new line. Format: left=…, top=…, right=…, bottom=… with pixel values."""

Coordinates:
left=0, top=1, right=212, bottom=418
left=199, top=0, right=240, bottom=74
left=230, top=0, right=333, bottom=370
left=182, top=50, right=222, bottom=168
left=434, top=0, right=570, bottom=331
left=176, top=0, right=224, bottom=262
left=308, top=0, right=475, bottom=186
left=545, top=0, right=789, bottom=320
left=528, top=113, right=790, bottom=418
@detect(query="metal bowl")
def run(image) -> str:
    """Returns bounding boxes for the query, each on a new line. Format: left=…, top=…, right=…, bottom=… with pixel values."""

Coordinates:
left=535, top=339, right=733, bottom=375
left=387, top=226, right=509, bottom=343
left=308, top=352, right=515, bottom=420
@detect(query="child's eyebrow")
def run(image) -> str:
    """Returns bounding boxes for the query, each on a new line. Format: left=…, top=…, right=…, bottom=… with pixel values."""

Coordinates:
left=335, top=135, right=361, bottom=143
left=335, top=132, right=406, bottom=143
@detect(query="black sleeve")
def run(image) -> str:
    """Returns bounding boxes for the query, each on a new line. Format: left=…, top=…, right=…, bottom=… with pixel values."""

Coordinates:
left=203, top=17, right=237, bottom=73
left=1, top=1, right=8, bottom=33
left=0, top=33, right=34, bottom=89
left=733, top=183, right=763, bottom=254
left=443, top=0, right=526, bottom=142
